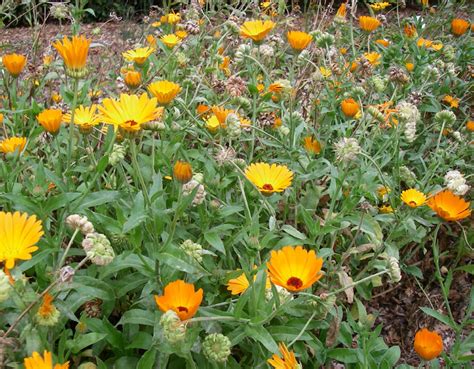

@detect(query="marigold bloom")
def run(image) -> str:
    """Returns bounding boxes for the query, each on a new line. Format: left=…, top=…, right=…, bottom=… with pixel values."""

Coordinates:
left=211, top=106, right=233, bottom=127
left=0, top=211, right=43, bottom=270
left=227, top=269, right=270, bottom=295
left=442, top=95, right=459, bottom=108
left=268, top=343, right=299, bottom=369
left=37, top=109, right=63, bottom=134
left=303, top=136, right=321, bottom=155
left=0, top=137, right=27, bottom=154
left=155, top=279, right=203, bottom=321
left=160, top=34, right=181, bottom=48
left=245, top=162, right=293, bottom=195
left=240, top=20, right=275, bottom=42
left=175, top=30, right=188, bottom=40
left=124, top=70, right=142, bottom=89
left=427, top=190, right=471, bottom=221
left=146, top=34, right=157, bottom=48
left=98, top=93, right=162, bottom=131
left=2, top=53, right=27, bottom=77
left=173, top=161, right=193, bottom=183
left=451, top=18, right=470, bottom=36
left=466, top=120, right=474, bottom=132
left=287, top=31, right=313, bottom=51
left=161, top=12, right=181, bottom=24
left=401, top=189, right=426, bottom=208
left=24, top=350, right=69, bottom=369
left=405, top=62, right=415, bottom=72
left=359, top=16, right=381, bottom=32
left=414, top=328, right=443, bottom=361
left=63, top=105, right=101, bottom=133
left=43, top=54, right=53, bottom=66
left=370, top=1, right=390, bottom=11
left=148, top=80, right=181, bottom=105
left=375, top=39, right=390, bottom=47
left=379, top=204, right=394, bottom=214
left=122, top=47, right=154, bottom=65
left=205, top=115, right=220, bottom=132
left=53, top=35, right=90, bottom=77
left=335, top=3, right=347, bottom=20
left=404, top=24, right=417, bottom=38
left=363, top=52, right=382, bottom=66
left=267, top=245, right=323, bottom=292
left=341, top=98, right=360, bottom=118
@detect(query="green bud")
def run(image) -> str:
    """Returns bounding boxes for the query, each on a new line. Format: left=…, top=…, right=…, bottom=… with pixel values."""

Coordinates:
left=202, top=333, right=232, bottom=363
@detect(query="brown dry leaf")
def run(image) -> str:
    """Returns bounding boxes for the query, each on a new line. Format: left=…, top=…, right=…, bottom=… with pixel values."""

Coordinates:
left=337, top=269, right=354, bottom=304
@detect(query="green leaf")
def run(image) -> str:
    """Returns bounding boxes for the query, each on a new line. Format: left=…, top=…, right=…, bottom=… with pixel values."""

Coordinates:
left=380, top=346, right=401, bottom=366
left=327, top=348, right=359, bottom=363
left=126, top=332, right=153, bottom=350
left=245, top=326, right=278, bottom=353
left=73, top=190, right=121, bottom=211
left=158, top=252, right=208, bottom=275
left=68, top=333, right=107, bottom=354
left=419, top=307, right=455, bottom=328
left=43, top=192, right=81, bottom=213
left=119, top=309, right=156, bottom=326
left=204, top=231, right=226, bottom=254
left=456, top=264, right=474, bottom=275
left=281, top=224, right=307, bottom=240
left=137, top=348, right=157, bottom=369
left=123, top=191, right=148, bottom=233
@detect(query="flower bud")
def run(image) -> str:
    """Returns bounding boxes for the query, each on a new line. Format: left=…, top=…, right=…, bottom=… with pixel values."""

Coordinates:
left=109, top=144, right=126, bottom=166
left=82, top=233, right=115, bottom=266
left=78, top=363, right=98, bottom=369
left=160, top=310, right=187, bottom=343
left=387, top=256, right=402, bottom=282
left=173, top=161, right=193, bottom=183
left=180, top=239, right=203, bottom=263
left=0, top=269, right=12, bottom=302
left=36, top=293, right=60, bottom=326
left=66, top=214, right=95, bottom=235
left=202, top=333, right=232, bottom=363
left=434, top=110, right=456, bottom=126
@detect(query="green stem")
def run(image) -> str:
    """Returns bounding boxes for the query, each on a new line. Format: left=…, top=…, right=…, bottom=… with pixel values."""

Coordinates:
left=66, top=78, right=79, bottom=180
left=130, top=139, right=151, bottom=207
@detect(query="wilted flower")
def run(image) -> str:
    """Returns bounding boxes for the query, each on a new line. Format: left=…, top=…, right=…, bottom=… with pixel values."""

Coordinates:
left=334, top=137, right=361, bottom=163
left=36, top=293, right=60, bottom=326
left=180, top=239, right=203, bottom=263
left=444, top=170, right=470, bottom=196
left=414, top=328, right=443, bottom=361
left=109, top=144, right=126, bottom=166
left=203, top=333, right=232, bottom=363
left=400, top=166, right=417, bottom=187
left=66, top=214, right=95, bottom=235
left=82, top=233, right=115, bottom=265
left=182, top=179, right=206, bottom=205
left=259, top=44, right=274, bottom=58
left=386, top=256, right=402, bottom=283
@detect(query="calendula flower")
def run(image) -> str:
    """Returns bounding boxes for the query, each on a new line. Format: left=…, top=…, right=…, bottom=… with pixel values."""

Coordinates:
left=2, top=53, right=27, bottom=77
left=175, top=30, right=188, bottom=39
left=160, top=34, right=181, bottom=48
left=244, top=162, right=293, bottom=195
left=359, top=16, right=381, bottom=32
left=363, top=52, right=382, bottom=66
left=404, top=24, right=417, bottom=38
left=442, top=95, right=459, bottom=108
left=155, top=279, right=203, bottom=320
left=0, top=211, right=43, bottom=270
left=334, top=3, right=347, bottom=22
left=36, top=293, right=60, bottom=326
left=466, top=121, right=474, bottom=132
left=0, top=137, right=27, bottom=154
left=268, top=343, right=300, bottom=369
left=400, top=189, right=427, bottom=208
left=161, top=12, right=181, bottom=24
left=375, top=39, right=390, bottom=47
left=427, top=190, right=471, bottom=221
left=24, top=351, right=69, bottom=369
left=43, top=54, right=54, bottom=66
left=379, top=204, right=394, bottom=214
left=53, top=35, right=90, bottom=78
left=211, top=106, right=234, bottom=127
left=303, top=136, right=321, bottom=155
left=37, top=109, right=63, bottom=134
left=63, top=105, right=101, bottom=133
left=405, top=62, right=415, bottom=72
left=122, top=47, right=154, bottom=65
left=146, top=34, right=157, bottom=48
left=205, top=115, right=220, bottom=132
left=451, top=18, right=470, bottom=36
left=417, top=38, right=443, bottom=51
left=124, top=70, right=142, bottom=89
left=173, top=161, right=193, bottom=183
left=341, top=98, right=360, bottom=118
left=414, top=328, right=443, bottom=361
left=319, top=66, right=332, bottom=78
left=98, top=93, right=162, bottom=131
left=240, top=20, right=275, bottom=42
left=267, top=245, right=323, bottom=292
left=370, top=2, right=390, bottom=11
left=227, top=270, right=270, bottom=295
left=287, top=31, right=313, bottom=51
left=147, top=80, right=181, bottom=105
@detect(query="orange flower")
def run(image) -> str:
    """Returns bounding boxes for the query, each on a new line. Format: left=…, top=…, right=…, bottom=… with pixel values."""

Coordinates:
left=375, top=39, right=390, bottom=47
left=268, top=343, right=300, bottom=369
left=466, top=120, right=474, bottom=132
left=303, top=136, right=321, bottom=155
left=267, top=245, right=323, bottom=292
left=287, top=31, right=313, bottom=51
left=124, top=70, right=142, bottom=89
left=2, top=53, right=27, bottom=77
left=173, top=161, right=193, bottom=183
left=404, top=24, right=417, bottom=38
left=24, top=350, right=69, bottom=369
left=427, top=190, right=471, bottom=221
left=37, top=293, right=55, bottom=318
left=341, top=98, right=360, bottom=118
left=442, top=95, right=459, bottom=108
left=211, top=105, right=233, bottom=127
left=240, top=20, right=275, bottom=42
left=37, top=109, right=63, bottom=134
left=405, top=62, right=415, bottom=72
left=227, top=270, right=271, bottom=295
left=53, top=35, right=90, bottom=77
left=154, top=280, right=203, bottom=321
left=0, top=137, right=27, bottom=154
left=451, top=18, right=470, bottom=36
left=335, top=3, right=347, bottom=20
left=414, top=328, right=443, bottom=361
left=146, top=34, right=157, bottom=48
left=359, top=16, right=381, bottom=32
left=363, top=52, right=382, bottom=66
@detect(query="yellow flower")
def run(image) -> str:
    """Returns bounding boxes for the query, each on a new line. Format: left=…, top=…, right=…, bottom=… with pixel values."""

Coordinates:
left=414, top=328, right=443, bottom=361
left=2, top=53, right=27, bottom=77
left=227, top=270, right=271, bottom=295
left=37, top=109, right=63, bottom=134
left=0, top=211, right=43, bottom=270
left=43, top=54, right=54, bottom=66
left=375, top=39, right=390, bottom=47
left=211, top=106, right=234, bottom=127
left=267, top=245, right=323, bottom=292
left=400, top=189, right=427, bottom=208
left=240, top=20, right=275, bottom=42
left=122, top=47, right=154, bottom=65
left=161, top=12, right=181, bottom=24
left=173, top=161, right=193, bottom=183
left=146, top=34, right=157, bottom=48
left=124, top=70, right=142, bottom=89
left=205, top=115, right=220, bottom=133
left=63, top=105, right=101, bottom=133
left=219, top=56, right=231, bottom=76
left=175, top=30, right=188, bottom=39
left=442, top=95, right=459, bottom=108
left=160, top=34, right=181, bottom=48
left=377, top=185, right=391, bottom=200
left=405, top=62, right=415, bottom=72
left=287, top=31, right=313, bottom=51
left=24, top=351, right=69, bottom=369
left=427, top=190, right=471, bottom=221
left=303, top=136, right=321, bottom=155
left=152, top=21, right=161, bottom=28
left=319, top=66, right=332, bottom=78
left=148, top=80, right=181, bottom=105
left=359, top=16, right=381, bottom=32
left=363, top=52, right=382, bottom=66
left=369, top=2, right=391, bottom=11
left=379, top=204, right=394, bottom=213
left=245, top=162, right=293, bottom=195
left=53, top=35, right=90, bottom=77
left=155, top=279, right=203, bottom=321
left=98, top=93, right=162, bottom=131
left=268, top=343, right=300, bottom=369
left=417, top=38, right=443, bottom=51
left=451, top=18, right=470, bottom=37
left=0, top=137, right=27, bottom=154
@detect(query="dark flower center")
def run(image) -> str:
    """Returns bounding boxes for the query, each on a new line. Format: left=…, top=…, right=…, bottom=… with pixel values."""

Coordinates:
left=177, top=306, right=189, bottom=313
left=409, top=200, right=417, bottom=206
left=286, top=277, right=303, bottom=289
left=262, top=183, right=274, bottom=191
left=125, top=120, right=138, bottom=127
